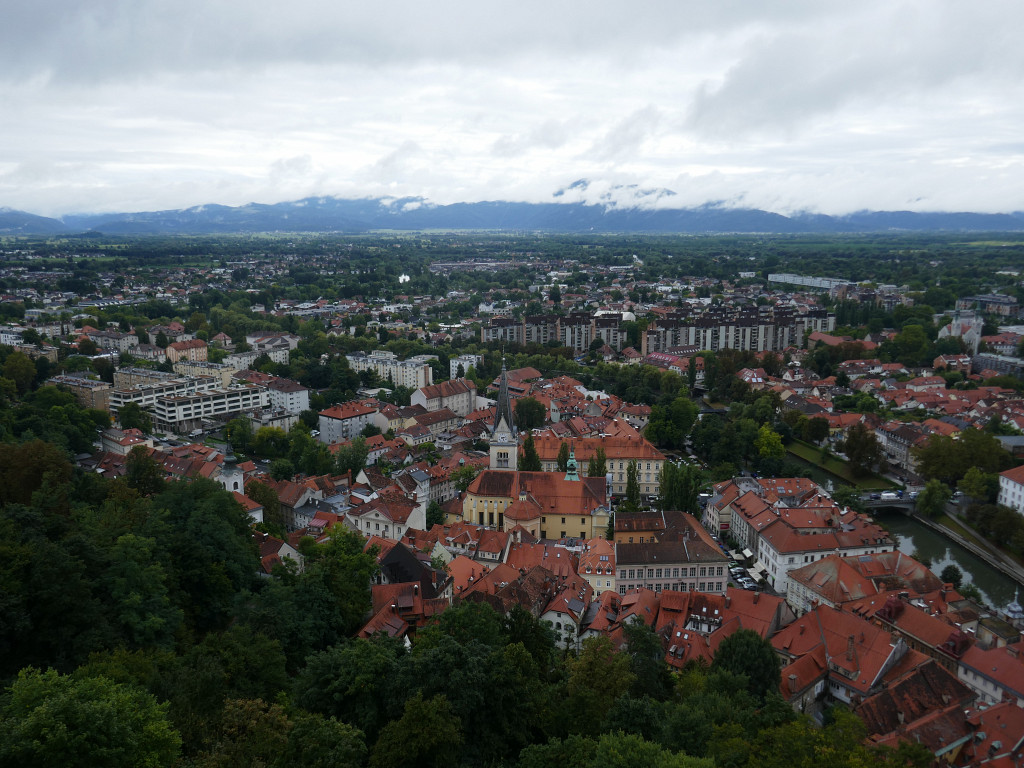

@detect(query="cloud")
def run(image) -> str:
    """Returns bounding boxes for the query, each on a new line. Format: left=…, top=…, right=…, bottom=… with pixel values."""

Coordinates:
left=3, top=1, right=1024, bottom=216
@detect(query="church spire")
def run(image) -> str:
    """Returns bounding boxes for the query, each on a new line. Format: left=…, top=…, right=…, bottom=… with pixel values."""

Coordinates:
left=494, top=358, right=515, bottom=435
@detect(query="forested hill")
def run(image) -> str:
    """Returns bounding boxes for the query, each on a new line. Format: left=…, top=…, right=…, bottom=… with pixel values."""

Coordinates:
left=3, top=198, right=1024, bottom=234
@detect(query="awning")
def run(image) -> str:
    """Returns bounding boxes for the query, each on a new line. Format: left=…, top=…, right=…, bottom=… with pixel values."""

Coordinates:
left=741, top=548, right=754, bottom=559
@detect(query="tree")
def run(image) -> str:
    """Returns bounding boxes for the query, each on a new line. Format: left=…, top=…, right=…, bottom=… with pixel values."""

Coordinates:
left=3, top=351, right=37, bottom=395
left=269, top=457, right=295, bottom=481
left=659, top=461, right=701, bottom=514
left=615, top=461, right=643, bottom=516
left=105, top=534, right=182, bottom=649
left=334, top=436, right=369, bottom=478
left=801, top=416, right=830, bottom=444
left=958, top=466, right=995, bottom=503
left=118, top=401, right=152, bottom=433
left=710, top=628, right=781, bottom=701
left=623, top=621, right=674, bottom=700
left=917, top=478, right=950, bottom=519
left=565, top=636, right=635, bottom=734
left=939, top=564, right=963, bottom=590
left=155, top=331, right=169, bottom=349
left=195, top=697, right=290, bottom=768
left=246, top=480, right=283, bottom=533
left=283, top=714, right=367, bottom=768
left=557, top=441, right=571, bottom=472
left=370, top=693, right=462, bottom=768
left=126, top=445, right=165, bottom=496
left=755, top=424, right=785, bottom=461
left=914, top=429, right=1012, bottom=486
left=0, top=668, right=181, bottom=767
left=521, top=434, right=542, bottom=472
left=842, top=422, right=883, bottom=477
left=587, top=447, right=607, bottom=478
left=514, top=396, right=546, bottom=431
left=426, top=500, right=446, bottom=528
left=451, top=464, right=481, bottom=492
left=224, top=417, right=253, bottom=453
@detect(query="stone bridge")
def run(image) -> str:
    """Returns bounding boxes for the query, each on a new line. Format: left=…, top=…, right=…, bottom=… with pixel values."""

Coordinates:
left=861, top=497, right=916, bottom=513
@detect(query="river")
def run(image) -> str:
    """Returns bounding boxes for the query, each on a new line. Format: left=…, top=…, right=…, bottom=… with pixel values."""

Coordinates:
left=875, top=511, right=1017, bottom=613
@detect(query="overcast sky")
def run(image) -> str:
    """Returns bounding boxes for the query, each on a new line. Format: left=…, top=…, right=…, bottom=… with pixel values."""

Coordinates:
left=3, top=1, right=1024, bottom=217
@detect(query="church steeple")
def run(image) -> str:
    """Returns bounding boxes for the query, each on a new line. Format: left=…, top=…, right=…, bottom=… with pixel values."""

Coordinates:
left=494, top=359, right=515, bottom=436
left=490, top=359, right=518, bottom=471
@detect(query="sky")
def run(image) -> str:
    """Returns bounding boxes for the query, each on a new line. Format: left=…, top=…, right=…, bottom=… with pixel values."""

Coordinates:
left=3, top=1, right=1024, bottom=218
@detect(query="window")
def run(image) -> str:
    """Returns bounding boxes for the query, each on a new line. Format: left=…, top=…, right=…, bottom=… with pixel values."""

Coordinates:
left=655, top=568, right=662, bottom=578
left=647, top=568, right=654, bottom=578
left=672, top=568, right=679, bottom=577
left=628, top=569, right=635, bottom=579
left=620, top=569, right=626, bottom=578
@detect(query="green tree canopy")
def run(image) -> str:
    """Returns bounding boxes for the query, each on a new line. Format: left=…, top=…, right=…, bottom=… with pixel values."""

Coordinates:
left=117, top=401, right=152, bottom=433
left=514, top=396, right=547, bottom=431
left=710, top=628, right=781, bottom=701
left=521, top=433, right=542, bottom=472
left=0, top=668, right=181, bottom=768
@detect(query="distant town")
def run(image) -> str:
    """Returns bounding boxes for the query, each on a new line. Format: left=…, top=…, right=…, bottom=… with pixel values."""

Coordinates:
left=2, top=231, right=1024, bottom=767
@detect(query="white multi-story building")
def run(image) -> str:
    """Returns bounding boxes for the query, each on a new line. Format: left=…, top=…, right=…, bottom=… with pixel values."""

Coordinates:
left=267, top=378, right=310, bottom=414
left=345, top=350, right=435, bottom=390
left=410, top=378, right=477, bottom=417
left=318, top=401, right=388, bottom=444
left=108, top=376, right=220, bottom=414
left=0, top=326, right=24, bottom=346
left=150, top=385, right=269, bottom=433
left=450, top=354, right=483, bottom=379
left=998, top=465, right=1024, bottom=514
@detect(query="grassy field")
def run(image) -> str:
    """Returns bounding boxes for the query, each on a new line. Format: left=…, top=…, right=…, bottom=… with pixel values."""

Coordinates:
left=786, top=439, right=895, bottom=490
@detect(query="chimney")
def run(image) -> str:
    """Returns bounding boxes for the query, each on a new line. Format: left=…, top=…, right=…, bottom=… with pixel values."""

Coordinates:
left=413, top=583, right=419, bottom=594
left=897, top=711, right=905, bottom=725
left=846, top=635, right=855, bottom=662
left=753, top=592, right=760, bottom=604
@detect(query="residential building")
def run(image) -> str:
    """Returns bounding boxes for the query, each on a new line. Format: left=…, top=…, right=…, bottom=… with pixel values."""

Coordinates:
left=998, top=464, right=1024, bottom=514
left=450, top=353, right=483, bottom=379
left=165, top=338, right=208, bottom=363
left=108, top=376, right=219, bottom=414
left=318, top=401, right=387, bottom=444
left=411, top=377, right=477, bottom=417
left=46, top=374, right=113, bottom=410
left=615, top=514, right=729, bottom=594
left=150, top=385, right=269, bottom=433
left=579, top=537, right=616, bottom=596
left=346, top=350, right=434, bottom=389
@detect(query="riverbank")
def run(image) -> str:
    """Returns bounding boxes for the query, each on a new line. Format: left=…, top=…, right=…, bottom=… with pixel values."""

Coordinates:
left=785, top=438, right=895, bottom=490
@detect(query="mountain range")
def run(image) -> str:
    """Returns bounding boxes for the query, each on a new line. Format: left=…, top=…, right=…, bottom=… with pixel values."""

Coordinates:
left=3, top=196, right=1024, bottom=235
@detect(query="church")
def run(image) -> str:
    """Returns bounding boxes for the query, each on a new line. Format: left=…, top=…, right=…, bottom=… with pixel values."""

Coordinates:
left=453, top=364, right=610, bottom=540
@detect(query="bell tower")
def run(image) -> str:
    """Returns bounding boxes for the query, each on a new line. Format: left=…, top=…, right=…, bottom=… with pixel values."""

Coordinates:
left=490, top=361, right=518, bottom=471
